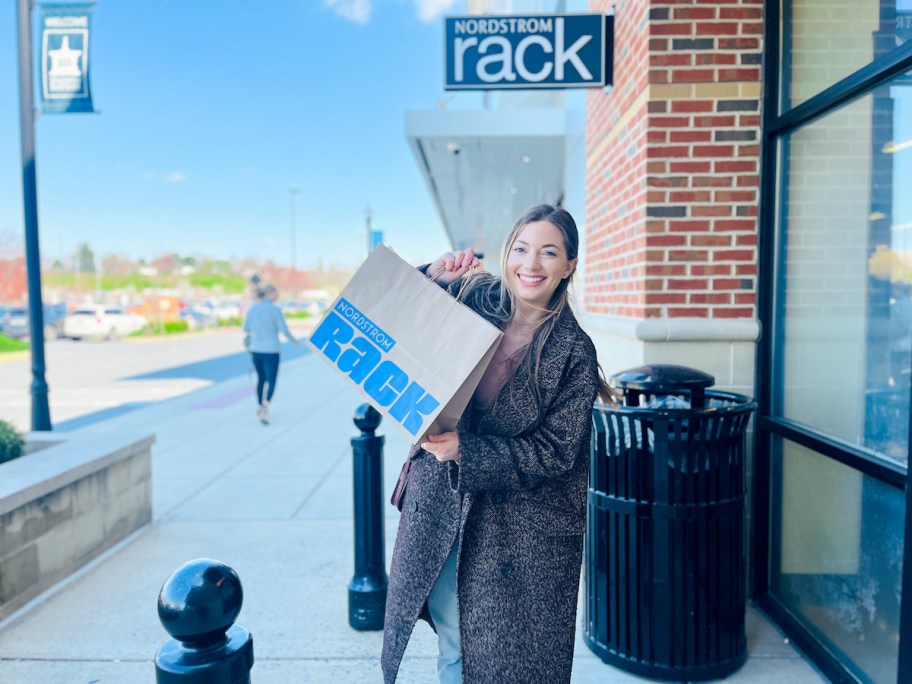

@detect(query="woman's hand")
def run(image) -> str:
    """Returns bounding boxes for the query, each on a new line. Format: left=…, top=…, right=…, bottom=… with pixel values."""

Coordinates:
left=421, top=432, right=460, bottom=464
left=427, top=249, right=479, bottom=286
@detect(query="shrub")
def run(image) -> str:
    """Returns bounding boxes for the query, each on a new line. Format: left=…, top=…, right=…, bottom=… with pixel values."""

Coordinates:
left=216, top=316, right=243, bottom=328
left=164, top=320, right=189, bottom=334
left=0, top=420, right=24, bottom=464
left=0, top=334, right=29, bottom=353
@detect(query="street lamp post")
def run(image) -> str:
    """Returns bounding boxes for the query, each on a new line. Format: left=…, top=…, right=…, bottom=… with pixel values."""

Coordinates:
left=288, top=188, right=301, bottom=280
left=16, top=0, right=51, bottom=431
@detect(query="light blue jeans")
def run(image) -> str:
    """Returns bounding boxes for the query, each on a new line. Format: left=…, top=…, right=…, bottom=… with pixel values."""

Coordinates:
left=427, top=538, right=462, bottom=683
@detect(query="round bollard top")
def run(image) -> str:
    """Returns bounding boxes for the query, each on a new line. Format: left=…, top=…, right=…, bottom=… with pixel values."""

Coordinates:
left=609, top=364, right=715, bottom=393
left=157, top=558, right=243, bottom=645
left=353, top=403, right=382, bottom=433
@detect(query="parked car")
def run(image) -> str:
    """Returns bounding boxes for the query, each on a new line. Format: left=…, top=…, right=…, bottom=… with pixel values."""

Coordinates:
left=179, top=308, right=215, bottom=329
left=62, top=307, right=148, bottom=340
left=204, top=300, right=242, bottom=321
left=0, top=307, right=28, bottom=339
left=0, top=303, right=67, bottom=340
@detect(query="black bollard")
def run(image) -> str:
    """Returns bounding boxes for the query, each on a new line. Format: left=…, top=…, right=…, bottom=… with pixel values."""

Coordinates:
left=348, top=404, right=388, bottom=631
left=154, top=559, right=254, bottom=684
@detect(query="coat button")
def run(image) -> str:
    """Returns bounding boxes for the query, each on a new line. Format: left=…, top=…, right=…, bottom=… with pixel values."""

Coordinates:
left=492, top=493, right=503, bottom=504
left=411, top=501, right=418, bottom=512
left=501, top=562, right=512, bottom=577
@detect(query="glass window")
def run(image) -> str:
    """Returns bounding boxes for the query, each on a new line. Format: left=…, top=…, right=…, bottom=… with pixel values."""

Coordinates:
left=772, top=439, right=903, bottom=683
left=787, top=0, right=912, bottom=109
left=777, top=70, right=912, bottom=465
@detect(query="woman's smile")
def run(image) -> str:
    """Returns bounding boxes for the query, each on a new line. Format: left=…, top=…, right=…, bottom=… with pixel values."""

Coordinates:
left=506, top=220, right=577, bottom=310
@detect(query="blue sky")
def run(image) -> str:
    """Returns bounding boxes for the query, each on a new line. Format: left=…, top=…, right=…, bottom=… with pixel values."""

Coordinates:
left=0, top=0, right=466, bottom=269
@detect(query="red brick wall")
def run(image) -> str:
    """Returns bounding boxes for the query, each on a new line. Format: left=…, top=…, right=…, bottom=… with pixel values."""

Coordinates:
left=585, top=0, right=762, bottom=320
left=586, top=0, right=650, bottom=318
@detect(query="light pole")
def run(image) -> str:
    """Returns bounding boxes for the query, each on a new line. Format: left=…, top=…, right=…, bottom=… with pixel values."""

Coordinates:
left=288, top=188, right=301, bottom=278
left=17, top=0, right=51, bottom=431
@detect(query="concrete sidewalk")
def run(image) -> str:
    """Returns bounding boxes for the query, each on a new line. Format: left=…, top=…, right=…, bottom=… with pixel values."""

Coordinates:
left=0, top=354, right=826, bottom=683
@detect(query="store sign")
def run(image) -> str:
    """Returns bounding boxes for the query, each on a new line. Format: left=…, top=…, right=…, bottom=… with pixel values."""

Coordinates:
left=40, top=2, right=95, bottom=113
left=444, top=13, right=612, bottom=90
left=898, top=11, right=912, bottom=42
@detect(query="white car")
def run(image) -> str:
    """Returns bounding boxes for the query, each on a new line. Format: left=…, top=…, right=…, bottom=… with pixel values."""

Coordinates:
left=63, top=307, right=148, bottom=340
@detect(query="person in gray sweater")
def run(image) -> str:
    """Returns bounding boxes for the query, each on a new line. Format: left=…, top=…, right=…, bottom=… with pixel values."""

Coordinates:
left=382, top=205, right=612, bottom=683
left=242, top=284, right=297, bottom=424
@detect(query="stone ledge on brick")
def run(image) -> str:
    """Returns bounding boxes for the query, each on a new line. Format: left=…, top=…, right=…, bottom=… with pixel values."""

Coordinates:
left=580, top=313, right=760, bottom=342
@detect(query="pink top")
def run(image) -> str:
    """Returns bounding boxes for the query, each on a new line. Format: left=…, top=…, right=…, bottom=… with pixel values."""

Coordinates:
left=472, top=322, right=536, bottom=410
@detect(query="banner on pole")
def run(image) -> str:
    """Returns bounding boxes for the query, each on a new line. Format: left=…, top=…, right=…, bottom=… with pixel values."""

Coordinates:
left=39, top=2, right=95, bottom=113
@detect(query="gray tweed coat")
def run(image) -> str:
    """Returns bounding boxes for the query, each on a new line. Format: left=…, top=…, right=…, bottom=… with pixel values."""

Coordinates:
left=381, top=281, right=599, bottom=684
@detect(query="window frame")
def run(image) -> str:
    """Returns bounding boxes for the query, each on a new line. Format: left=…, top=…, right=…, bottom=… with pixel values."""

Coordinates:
left=754, top=1, right=912, bottom=682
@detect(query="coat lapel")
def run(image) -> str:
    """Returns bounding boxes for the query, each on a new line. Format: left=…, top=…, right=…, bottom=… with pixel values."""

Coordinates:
left=477, top=307, right=577, bottom=435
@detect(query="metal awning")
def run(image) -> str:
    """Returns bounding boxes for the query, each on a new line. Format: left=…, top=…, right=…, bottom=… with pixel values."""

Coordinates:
left=405, top=108, right=573, bottom=270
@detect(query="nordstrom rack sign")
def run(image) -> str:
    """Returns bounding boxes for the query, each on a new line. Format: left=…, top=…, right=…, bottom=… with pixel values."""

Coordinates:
left=444, top=13, right=613, bottom=90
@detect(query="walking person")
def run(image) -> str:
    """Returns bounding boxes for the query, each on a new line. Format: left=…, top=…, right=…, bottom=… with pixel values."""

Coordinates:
left=381, top=205, right=612, bottom=683
left=242, top=284, right=297, bottom=424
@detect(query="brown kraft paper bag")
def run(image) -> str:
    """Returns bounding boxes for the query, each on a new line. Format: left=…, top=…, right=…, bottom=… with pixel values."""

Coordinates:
left=307, top=245, right=502, bottom=507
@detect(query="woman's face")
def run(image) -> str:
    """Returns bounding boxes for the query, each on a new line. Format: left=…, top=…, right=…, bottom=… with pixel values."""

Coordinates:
left=505, top=220, right=577, bottom=311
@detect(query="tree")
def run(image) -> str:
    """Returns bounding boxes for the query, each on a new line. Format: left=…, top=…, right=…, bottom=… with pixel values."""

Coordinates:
left=101, top=253, right=135, bottom=276
left=75, top=243, right=96, bottom=273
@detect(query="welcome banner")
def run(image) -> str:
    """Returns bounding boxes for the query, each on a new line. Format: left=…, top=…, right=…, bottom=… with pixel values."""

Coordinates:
left=40, top=2, right=95, bottom=113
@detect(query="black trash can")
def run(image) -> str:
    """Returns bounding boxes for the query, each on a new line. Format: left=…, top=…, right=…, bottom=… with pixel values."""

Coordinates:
left=584, top=364, right=756, bottom=681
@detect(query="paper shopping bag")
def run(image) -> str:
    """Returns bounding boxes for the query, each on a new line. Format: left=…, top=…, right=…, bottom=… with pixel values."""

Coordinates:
left=307, top=245, right=503, bottom=443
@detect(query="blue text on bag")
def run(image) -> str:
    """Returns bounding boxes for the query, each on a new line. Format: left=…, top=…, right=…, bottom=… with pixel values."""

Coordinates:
left=310, top=302, right=440, bottom=437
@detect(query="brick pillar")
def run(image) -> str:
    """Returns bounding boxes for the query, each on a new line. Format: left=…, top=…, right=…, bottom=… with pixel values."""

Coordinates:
left=583, top=0, right=762, bottom=391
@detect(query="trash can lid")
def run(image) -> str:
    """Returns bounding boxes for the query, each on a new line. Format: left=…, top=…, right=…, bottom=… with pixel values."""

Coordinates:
left=609, top=364, right=715, bottom=392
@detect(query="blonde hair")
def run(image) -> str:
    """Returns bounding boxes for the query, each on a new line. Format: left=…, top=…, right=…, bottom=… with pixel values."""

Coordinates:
left=455, top=205, right=615, bottom=408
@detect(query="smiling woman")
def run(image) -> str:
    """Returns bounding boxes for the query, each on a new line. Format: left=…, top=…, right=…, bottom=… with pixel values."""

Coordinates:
left=381, top=204, right=613, bottom=684
left=504, top=219, right=577, bottom=312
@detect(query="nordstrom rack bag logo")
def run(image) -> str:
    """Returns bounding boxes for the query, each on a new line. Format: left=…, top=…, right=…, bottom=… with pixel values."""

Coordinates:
left=444, top=13, right=608, bottom=90
left=309, top=298, right=440, bottom=436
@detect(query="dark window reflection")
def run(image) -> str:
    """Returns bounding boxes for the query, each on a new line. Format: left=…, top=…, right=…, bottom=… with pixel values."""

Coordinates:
left=865, top=76, right=912, bottom=465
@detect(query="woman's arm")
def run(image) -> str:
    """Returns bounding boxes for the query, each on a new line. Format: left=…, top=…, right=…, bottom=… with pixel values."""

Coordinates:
left=276, top=308, right=295, bottom=342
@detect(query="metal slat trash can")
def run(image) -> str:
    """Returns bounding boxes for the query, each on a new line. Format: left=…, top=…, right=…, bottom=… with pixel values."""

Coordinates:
left=584, top=365, right=756, bottom=681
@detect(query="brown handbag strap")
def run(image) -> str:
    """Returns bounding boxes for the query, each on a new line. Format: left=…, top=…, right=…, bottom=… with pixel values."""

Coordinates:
left=390, top=444, right=422, bottom=510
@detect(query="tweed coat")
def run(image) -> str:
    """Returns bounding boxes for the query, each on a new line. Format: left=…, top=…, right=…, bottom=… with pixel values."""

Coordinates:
left=381, top=278, right=599, bottom=684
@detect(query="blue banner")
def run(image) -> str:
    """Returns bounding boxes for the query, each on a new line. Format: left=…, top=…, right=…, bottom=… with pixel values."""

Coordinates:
left=445, top=13, right=606, bottom=90
left=40, top=2, right=95, bottom=113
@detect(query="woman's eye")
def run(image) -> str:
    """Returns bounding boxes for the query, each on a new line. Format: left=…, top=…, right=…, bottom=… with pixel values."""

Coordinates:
left=543, top=250, right=557, bottom=257
left=513, top=247, right=525, bottom=254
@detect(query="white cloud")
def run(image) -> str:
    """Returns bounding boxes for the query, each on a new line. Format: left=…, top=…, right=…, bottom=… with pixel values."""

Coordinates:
left=325, top=0, right=371, bottom=24
left=164, top=171, right=186, bottom=183
left=414, top=0, right=457, bottom=22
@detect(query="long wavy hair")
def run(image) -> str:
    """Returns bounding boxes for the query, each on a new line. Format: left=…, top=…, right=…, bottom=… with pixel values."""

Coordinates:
left=454, top=204, right=614, bottom=409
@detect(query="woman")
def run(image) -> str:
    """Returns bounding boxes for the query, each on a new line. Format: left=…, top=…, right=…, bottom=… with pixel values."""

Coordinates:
left=242, top=284, right=297, bottom=424
left=382, top=205, right=610, bottom=683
